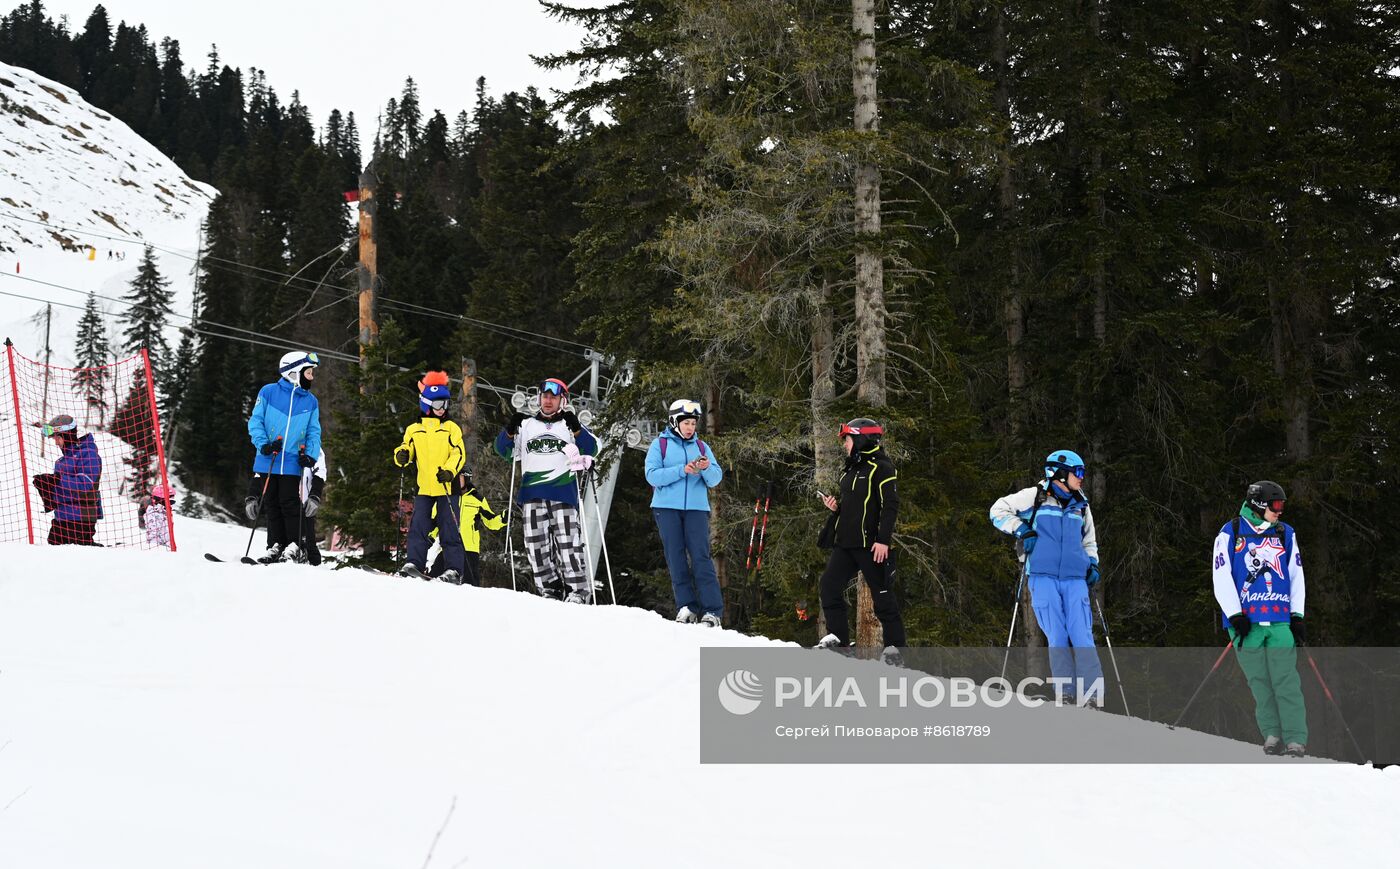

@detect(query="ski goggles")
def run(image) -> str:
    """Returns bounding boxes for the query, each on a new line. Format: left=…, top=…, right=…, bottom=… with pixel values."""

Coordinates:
left=839, top=422, right=883, bottom=438
left=1048, top=462, right=1086, bottom=479
left=540, top=378, right=568, bottom=396
left=670, top=400, right=702, bottom=418
left=425, top=397, right=449, bottom=411
left=279, top=352, right=320, bottom=373
left=1265, top=499, right=1286, bottom=514
left=40, top=421, right=77, bottom=437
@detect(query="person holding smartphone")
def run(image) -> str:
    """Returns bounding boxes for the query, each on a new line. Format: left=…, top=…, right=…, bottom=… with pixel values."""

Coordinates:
left=645, top=399, right=725, bottom=626
left=815, top=418, right=905, bottom=663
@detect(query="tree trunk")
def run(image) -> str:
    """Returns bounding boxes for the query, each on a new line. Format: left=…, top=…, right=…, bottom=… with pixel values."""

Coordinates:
left=707, top=379, right=727, bottom=608
left=852, top=0, right=886, bottom=408
left=994, top=3, right=1027, bottom=450
left=1087, top=0, right=1108, bottom=507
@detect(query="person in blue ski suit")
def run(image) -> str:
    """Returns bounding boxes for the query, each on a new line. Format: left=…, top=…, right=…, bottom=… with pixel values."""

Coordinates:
left=246, top=350, right=322, bottom=563
left=990, top=449, right=1104, bottom=705
left=645, top=399, right=724, bottom=626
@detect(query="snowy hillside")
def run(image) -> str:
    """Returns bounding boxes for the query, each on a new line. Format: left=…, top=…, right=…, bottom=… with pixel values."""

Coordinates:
left=0, top=526, right=1395, bottom=868
left=0, top=60, right=214, bottom=365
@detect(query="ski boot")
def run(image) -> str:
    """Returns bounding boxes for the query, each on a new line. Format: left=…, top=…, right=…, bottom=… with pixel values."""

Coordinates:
left=398, top=562, right=427, bottom=580
left=564, top=589, right=590, bottom=604
left=1283, top=743, right=1306, bottom=758
left=880, top=645, right=905, bottom=667
left=1262, top=736, right=1283, bottom=756
left=814, top=633, right=842, bottom=650
left=438, top=569, right=463, bottom=585
left=257, top=543, right=285, bottom=564
left=700, top=613, right=722, bottom=628
left=675, top=607, right=699, bottom=624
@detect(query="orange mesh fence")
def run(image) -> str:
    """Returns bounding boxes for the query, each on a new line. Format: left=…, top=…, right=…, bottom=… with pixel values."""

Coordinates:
left=1, top=340, right=176, bottom=550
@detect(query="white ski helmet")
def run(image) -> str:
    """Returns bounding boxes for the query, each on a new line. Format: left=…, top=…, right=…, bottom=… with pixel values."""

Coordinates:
left=279, top=350, right=319, bottom=384
left=668, top=398, right=702, bottom=430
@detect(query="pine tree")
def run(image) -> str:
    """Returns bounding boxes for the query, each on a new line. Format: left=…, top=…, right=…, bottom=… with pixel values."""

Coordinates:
left=120, top=245, right=174, bottom=365
left=73, top=291, right=112, bottom=428
left=322, top=319, right=426, bottom=569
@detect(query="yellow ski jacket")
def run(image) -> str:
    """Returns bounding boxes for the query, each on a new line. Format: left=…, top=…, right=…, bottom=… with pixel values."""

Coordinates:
left=394, top=417, right=467, bottom=496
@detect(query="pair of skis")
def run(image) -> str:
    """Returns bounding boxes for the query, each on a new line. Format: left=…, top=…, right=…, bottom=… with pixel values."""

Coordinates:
left=745, top=482, right=775, bottom=575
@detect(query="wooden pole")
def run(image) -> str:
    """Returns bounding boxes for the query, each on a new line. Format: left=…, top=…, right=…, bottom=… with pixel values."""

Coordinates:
left=459, top=357, right=478, bottom=447
left=357, top=164, right=379, bottom=360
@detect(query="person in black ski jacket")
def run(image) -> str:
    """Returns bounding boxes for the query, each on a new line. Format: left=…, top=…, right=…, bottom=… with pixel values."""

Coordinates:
left=815, top=418, right=906, bottom=662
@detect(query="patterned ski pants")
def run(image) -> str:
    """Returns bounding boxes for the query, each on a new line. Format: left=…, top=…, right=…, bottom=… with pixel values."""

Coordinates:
left=523, top=500, right=587, bottom=595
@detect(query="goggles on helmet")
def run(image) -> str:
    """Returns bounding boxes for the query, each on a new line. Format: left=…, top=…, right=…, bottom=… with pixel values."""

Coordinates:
left=839, top=422, right=883, bottom=438
left=280, top=352, right=319, bottom=373
left=426, top=397, right=449, bottom=411
left=41, top=421, right=77, bottom=437
left=540, top=378, right=568, bottom=396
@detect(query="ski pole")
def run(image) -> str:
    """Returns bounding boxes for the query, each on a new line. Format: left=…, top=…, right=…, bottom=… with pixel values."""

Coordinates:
left=243, top=472, right=273, bottom=560
left=441, top=488, right=465, bottom=583
left=396, top=469, right=407, bottom=567
left=506, top=433, right=520, bottom=591
left=590, top=470, right=617, bottom=605
left=1304, top=650, right=1368, bottom=763
left=1000, top=560, right=1028, bottom=681
left=575, top=470, right=596, bottom=604
left=1094, top=594, right=1130, bottom=716
left=1170, top=641, right=1234, bottom=729
left=745, top=493, right=762, bottom=570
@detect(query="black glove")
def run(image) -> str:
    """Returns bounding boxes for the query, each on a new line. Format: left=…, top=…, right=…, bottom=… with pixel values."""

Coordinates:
left=260, top=438, right=283, bottom=456
left=560, top=410, right=581, bottom=433
left=1290, top=615, right=1306, bottom=646
left=394, top=446, right=411, bottom=466
left=303, top=495, right=321, bottom=518
left=506, top=411, right=528, bottom=436
left=298, top=451, right=316, bottom=468
left=436, top=468, right=455, bottom=483
left=1229, top=613, right=1252, bottom=646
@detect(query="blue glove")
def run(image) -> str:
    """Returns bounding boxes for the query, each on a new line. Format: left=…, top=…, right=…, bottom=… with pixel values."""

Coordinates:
left=1086, top=558, right=1100, bottom=587
left=1015, top=524, right=1037, bottom=555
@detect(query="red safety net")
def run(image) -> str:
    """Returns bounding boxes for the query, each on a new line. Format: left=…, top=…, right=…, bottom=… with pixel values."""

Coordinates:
left=1, top=341, right=177, bottom=550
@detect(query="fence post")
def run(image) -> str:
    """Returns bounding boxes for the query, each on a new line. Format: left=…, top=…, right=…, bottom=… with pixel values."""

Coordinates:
left=5, top=338, right=35, bottom=544
left=142, top=348, right=177, bottom=552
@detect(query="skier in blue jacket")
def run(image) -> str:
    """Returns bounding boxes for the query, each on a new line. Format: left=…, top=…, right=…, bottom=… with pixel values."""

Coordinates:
left=245, top=351, right=322, bottom=563
left=990, top=449, right=1104, bottom=705
left=645, top=399, right=724, bottom=626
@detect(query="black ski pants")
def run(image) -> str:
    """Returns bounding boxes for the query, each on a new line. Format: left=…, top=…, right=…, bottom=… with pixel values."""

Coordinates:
left=252, top=474, right=303, bottom=550
left=819, top=546, right=906, bottom=647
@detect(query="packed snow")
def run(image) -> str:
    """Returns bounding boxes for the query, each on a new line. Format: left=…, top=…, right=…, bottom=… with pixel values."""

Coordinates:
left=0, top=60, right=213, bottom=366
left=0, top=516, right=1395, bottom=868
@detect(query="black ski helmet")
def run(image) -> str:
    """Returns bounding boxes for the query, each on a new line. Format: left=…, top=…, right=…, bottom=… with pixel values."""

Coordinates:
left=1247, top=480, right=1287, bottom=515
left=839, top=418, right=884, bottom=452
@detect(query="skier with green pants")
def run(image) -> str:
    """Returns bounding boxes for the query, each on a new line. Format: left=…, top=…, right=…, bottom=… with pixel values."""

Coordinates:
left=1211, top=480, right=1308, bottom=756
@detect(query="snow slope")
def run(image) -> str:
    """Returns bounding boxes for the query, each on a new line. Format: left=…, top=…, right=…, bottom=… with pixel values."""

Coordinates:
left=0, top=60, right=214, bottom=365
left=0, top=522, right=1395, bottom=868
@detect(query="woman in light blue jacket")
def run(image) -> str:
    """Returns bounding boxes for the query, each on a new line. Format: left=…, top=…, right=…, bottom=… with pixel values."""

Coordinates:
left=645, top=399, right=724, bottom=626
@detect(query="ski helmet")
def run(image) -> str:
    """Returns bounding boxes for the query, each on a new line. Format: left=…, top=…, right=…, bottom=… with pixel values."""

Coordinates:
left=40, top=414, right=77, bottom=438
left=279, top=350, right=319, bottom=388
left=1246, top=480, right=1287, bottom=516
left=150, top=483, right=174, bottom=501
left=668, top=398, right=702, bottom=431
left=839, top=418, right=884, bottom=452
left=1044, top=449, right=1086, bottom=481
left=539, top=377, right=569, bottom=399
left=419, top=370, right=451, bottom=414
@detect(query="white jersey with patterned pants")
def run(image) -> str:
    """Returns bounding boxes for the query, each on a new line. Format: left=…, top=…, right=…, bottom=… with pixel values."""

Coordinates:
left=495, top=414, right=598, bottom=598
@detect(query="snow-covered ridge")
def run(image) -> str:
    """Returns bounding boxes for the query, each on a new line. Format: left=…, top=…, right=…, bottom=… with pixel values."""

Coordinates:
left=0, top=60, right=215, bottom=254
left=0, top=60, right=212, bottom=366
